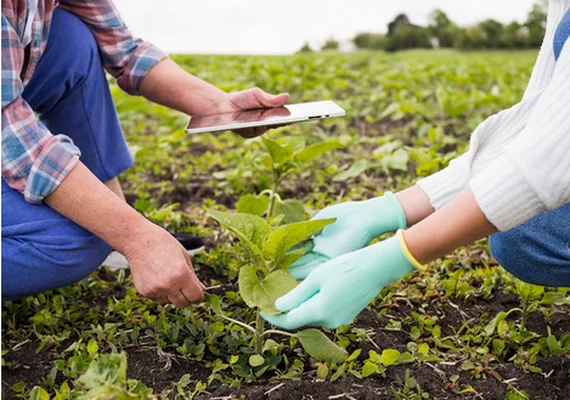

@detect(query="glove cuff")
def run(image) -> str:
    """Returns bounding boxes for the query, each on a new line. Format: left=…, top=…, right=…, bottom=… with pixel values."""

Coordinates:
left=396, top=229, right=426, bottom=271
left=362, top=192, right=407, bottom=237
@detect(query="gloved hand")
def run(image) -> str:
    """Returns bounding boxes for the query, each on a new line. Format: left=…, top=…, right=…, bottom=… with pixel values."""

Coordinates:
left=263, top=230, right=424, bottom=330
left=288, top=192, right=407, bottom=280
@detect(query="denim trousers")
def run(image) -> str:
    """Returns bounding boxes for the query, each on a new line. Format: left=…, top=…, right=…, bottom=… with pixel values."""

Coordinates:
left=489, top=203, right=570, bottom=287
left=2, top=8, right=133, bottom=300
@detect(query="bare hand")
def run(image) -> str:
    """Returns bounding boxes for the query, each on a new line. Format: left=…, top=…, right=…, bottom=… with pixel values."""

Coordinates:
left=213, top=88, right=290, bottom=138
left=123, top=222, right=205, bottom=307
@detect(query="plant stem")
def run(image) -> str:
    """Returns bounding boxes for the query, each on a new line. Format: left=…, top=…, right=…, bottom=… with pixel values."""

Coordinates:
left=262, top=329, right=296, bottom=338
left=520, top=302, right=528, bottom=331
left=218, top=314, right=257, bottom=334
left=267, top=171, right=280, bottom=218
left=255, top=310, right=264, bottom=355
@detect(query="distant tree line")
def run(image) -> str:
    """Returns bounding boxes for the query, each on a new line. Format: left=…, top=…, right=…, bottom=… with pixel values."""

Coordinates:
left=298, top=1, right=547, bottom=53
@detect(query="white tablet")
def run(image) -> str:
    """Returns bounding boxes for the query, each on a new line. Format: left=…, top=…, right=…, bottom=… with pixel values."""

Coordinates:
left=185, top=100, right=345, bottom=134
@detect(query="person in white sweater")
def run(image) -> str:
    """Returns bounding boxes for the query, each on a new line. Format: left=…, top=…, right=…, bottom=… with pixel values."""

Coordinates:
left=264, top=0, right=570, bottom=330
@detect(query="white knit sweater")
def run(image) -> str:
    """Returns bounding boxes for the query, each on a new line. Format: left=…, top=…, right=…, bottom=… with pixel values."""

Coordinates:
left=417, top=0, right=570, bottom=232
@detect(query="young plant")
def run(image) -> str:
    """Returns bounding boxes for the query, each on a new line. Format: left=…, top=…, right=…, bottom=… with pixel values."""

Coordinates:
left=207, top=209, right=347, bottom=364
left=236, top=135, right=344, bottom=224
left=76, top=353, right=153, bottom=399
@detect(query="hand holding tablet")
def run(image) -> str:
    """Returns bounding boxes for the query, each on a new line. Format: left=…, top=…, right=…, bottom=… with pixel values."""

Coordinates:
left=185, top=100, right=346, bottom=136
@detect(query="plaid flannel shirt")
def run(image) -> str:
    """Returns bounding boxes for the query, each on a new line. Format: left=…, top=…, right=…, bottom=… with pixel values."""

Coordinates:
left=2, top=0, right=167, bottom=203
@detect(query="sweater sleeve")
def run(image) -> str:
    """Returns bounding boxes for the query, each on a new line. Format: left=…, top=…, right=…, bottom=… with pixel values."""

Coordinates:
left=417, top=1, right=566, bottom=211
left=469, top=41, right=570, bottom=232
left=416, top=99, right=537, bottom=209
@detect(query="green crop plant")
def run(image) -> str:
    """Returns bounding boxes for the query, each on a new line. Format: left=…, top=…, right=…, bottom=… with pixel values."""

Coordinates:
left=207, top=209, right=347, bottom=365
left=236, top=134, right=344, bottom=224
left=206, top=132, right=348, bottom=366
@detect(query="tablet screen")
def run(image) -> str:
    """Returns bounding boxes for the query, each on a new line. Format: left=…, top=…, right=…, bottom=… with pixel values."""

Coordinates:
left=185, top=101, right=345, bottom=133
left=187, top=106, right=292, bottom=131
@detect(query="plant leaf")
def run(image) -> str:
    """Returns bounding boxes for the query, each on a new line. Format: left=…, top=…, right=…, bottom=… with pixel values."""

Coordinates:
left=540, top=292, right=570, bottom=306
left=262, top=137, right=294, bottom=165
left=273, top=198, right=306, bottom=224
left=278, top=248, right=308, bottom=270
left=208, top=210, right=270, bottom=261
left=236, top=194, right=269, bottom=216
left=381, top=349, right=401, bottom=366
left=78, top=353, right=128, bottom=397
left=28, top=387, right=49, bottom=400
left=262, top=218, right=336, bottom=270
left=248, top=354, right=265, bottom=367
left=316, top=363, right=329, bottom=380
left=362, top=361, right=378, bottom=377
left=330, top=362, right=347, bottom=382
left=254, top=270, right=298, bottom=316
left=262, top=339, right=280, bottom=355
left=296, top=329, right=347, bottom=363
left=398, top=351, right=414, bottom=363
left=516, top=281, right=544, bottom=302
left=333, top=159, right=368, bottom=181
left=87, top=339, right=98, bottom=356
left=238, top=266, right=260, bottom=308
left=206, top=294, right=222, bottom=314
left=484, top=311, right=510, bottom=336
left=380, top=148, right=409, bottom=171
left=280, top=136, right=306, bottom=151
left=294, top=141, right=344, bottom=163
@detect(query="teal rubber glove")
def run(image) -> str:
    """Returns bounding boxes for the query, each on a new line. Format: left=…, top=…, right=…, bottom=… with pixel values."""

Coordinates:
left=263, top=231, right=424, bottom=330
left=288, top=192, right=406, bottom=280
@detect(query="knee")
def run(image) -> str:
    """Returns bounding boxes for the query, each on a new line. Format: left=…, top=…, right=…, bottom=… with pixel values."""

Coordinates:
left=2, top=228, right=111, bottom=301
left=489, top=232, right=536, bottom=284
left=489, top=229, right=569, bottom=287
left=50, top=9, right=100, bottom=75
left=53, top=227, right=112, bottom=275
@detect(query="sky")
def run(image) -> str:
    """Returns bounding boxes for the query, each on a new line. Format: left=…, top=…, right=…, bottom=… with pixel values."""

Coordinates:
left=113, top=0, right=538, bottom=55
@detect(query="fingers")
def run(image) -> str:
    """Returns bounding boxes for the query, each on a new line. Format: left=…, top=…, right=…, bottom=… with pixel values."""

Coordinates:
left=181, top=258, right=205, bottom=304
left=167, top=290, right=190, bottom=308
left=288, top=253, right=329, bottom=280
left=275, top=273, right=320, bottom=312
left=253, top=88, right=290, bottom=108
left=157, top=255, right=204, bottom=307
left=235, top=126, right=264, bottom=139
left=259, top=106, right=291, bottom=118
left=263, top=295, right=322, bottom=330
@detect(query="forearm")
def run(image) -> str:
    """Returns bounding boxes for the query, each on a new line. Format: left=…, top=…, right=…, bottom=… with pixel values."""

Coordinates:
left=138, top=58, right=226, bottom=116
left=44, top=162, right=150, bottom=254
left=403, top=188, right=497, bottom=265
left=395, top=185, right=435, bottom=226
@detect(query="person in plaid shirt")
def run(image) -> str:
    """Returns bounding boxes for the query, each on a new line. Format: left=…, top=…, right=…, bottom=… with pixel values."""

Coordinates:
left=2, top=0, right=289, bottom=305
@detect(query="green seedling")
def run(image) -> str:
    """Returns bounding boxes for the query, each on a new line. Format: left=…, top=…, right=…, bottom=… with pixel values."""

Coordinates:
left=75, top=353, right=153, bottom=399
left=237, top=135, right=344, bottom=224
left=361, top=348, right=413, bottom=378
left=485, top=282, right=570, bottom=336
left=207, top=209, right=347, bottom=364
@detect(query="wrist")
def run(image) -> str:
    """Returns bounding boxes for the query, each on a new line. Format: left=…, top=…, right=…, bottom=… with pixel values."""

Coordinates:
left=203, top=90, right=231, bottom=114
left=140, top=58, right=229, bottom=116
left=362, top=234, right=419, bottom=286
left=113, top=214, right=156, bottom=257
left=395, top=185, right=435, bottom=226
left=396, top=230, right=426, bottom=271
left=360, top=192, right=407, bottom=237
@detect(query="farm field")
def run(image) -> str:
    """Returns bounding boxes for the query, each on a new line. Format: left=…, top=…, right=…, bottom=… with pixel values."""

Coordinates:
left=2, top=50, right=569, bottom=400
